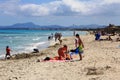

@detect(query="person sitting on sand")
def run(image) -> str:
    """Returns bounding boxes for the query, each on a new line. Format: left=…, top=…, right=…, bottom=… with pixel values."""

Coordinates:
left=5, top=46, right=12, bottom=59
left=37, top=45, right=71, bottom=62
left=95, top=32, right=101, bottom=40
left=75, top=34, right=84, bottom=60
left=58, top=45, right=70, bottom=60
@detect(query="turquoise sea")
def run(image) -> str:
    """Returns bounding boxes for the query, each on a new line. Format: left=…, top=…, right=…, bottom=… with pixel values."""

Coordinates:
left=0, top=29, right=87, bottom=58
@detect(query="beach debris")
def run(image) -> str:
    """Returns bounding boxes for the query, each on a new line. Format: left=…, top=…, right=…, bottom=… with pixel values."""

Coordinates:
left=36, top=59, right=40, bottom=62
left=89, top=77, right=100, bottom=80
left=86, top=65, right=111, bottom=75
left=104, top=65, right=111, bottom=70
left=14, top=52, right=44, bottom=59
left=13, top=77, right=18, bottom=79
left=10, top=70, right=13, bottom=72
left=9, top=77, right=18, bottom=80
left=86, top=67, right=104, bottom=75
left=14, top=53, right=31, bottom=59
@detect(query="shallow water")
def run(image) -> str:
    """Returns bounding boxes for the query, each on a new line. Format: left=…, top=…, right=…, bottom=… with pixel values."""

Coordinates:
left=0, top=29, right=87, bottom=57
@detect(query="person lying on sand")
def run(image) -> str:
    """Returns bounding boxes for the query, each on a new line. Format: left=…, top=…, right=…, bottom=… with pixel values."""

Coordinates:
left=37, top=55, right=71, bottom=62
left=99, top=36, right=113, bottom=41
left=37, top=45, right=71, bottom=62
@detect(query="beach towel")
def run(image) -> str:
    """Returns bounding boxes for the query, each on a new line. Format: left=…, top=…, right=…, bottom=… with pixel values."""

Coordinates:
left=41, top=59, right=80, bottom=62
left=43, top=60, right=67, bottom=62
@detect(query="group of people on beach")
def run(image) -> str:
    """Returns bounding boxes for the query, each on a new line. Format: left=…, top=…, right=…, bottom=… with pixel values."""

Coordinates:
left=54, top=32, right=62, bottom=44
left=94, top=31, right=120, bottom=42
left=5, top=30, right=120, bottom=62
left=48, top=32, right=62, bottom=44
left=42, top=33, right=84, bottom=61
left=5, top=32, right=84, bottom=61
left=5, top=32, right=63, bottom=59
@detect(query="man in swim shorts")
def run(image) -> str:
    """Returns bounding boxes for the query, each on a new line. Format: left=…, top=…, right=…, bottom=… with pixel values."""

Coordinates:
left=75, top=34, right=84, bottom=60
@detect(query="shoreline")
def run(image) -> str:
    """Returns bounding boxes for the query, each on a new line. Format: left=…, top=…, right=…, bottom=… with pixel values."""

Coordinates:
left=1, top=34, right=120, bottom=60
left=0, top=36, right=67, bottom=60
left=0, top=34, right=120, bottom=80
left=0, top=30, right=87, bottom=57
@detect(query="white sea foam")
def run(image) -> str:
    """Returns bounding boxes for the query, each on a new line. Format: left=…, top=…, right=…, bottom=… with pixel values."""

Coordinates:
left=0, top=54, right=5, bottom=59
left=32, top=37, right=41, bottom=41
left=19, top=41, right=49, bottom=53
left=0, top=30, right=87, bottom=57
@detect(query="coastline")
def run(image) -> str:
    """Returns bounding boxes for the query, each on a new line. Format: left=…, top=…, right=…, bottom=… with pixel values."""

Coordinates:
left=0, top=34, right=120, bottom=80
left=0, top=36, right=68, bottom=60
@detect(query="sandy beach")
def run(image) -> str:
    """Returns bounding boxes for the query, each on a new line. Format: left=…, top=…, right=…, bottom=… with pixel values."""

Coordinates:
left=0, top=34, right=120, bottom=80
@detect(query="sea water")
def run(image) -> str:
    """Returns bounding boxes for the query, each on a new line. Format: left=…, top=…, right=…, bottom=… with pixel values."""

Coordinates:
left=0, top=29, right=87, bottom=58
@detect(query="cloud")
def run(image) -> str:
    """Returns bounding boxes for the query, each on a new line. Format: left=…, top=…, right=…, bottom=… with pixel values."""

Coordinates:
left=20, top=4, right=49, bottom=16
left=0, top=0, right=20, bottom=15
left=0, top=0, right=120, bottom=17
left=62, top=0, right=91, bottom=14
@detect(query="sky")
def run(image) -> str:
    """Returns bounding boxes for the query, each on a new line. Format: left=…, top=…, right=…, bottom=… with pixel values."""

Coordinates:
left=0, top=0, right=120, bottom=26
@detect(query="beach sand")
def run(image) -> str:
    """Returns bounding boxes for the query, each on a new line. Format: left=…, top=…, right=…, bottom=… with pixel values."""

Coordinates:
left=0, top=34, right=120, bottom=80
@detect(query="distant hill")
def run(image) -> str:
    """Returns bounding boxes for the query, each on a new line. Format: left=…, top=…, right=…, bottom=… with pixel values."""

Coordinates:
left=0, top=22, right=106, bottom=30
left=12, top=22, right=39, bottom=28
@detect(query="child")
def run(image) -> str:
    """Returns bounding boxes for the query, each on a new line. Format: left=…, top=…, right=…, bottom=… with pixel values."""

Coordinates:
left=5, top=46, right=12, bottom=59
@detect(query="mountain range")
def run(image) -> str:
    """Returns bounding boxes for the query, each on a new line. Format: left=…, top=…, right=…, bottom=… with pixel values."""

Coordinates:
left=0, top=22, right=106, bottom=30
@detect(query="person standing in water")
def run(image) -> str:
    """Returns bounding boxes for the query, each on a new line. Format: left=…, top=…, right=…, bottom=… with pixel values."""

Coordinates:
left=75, top=34, right=84, bottom=60
left=5, top=46, right=12, bottom=59
left=73, top=30, right=75, bottom=36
